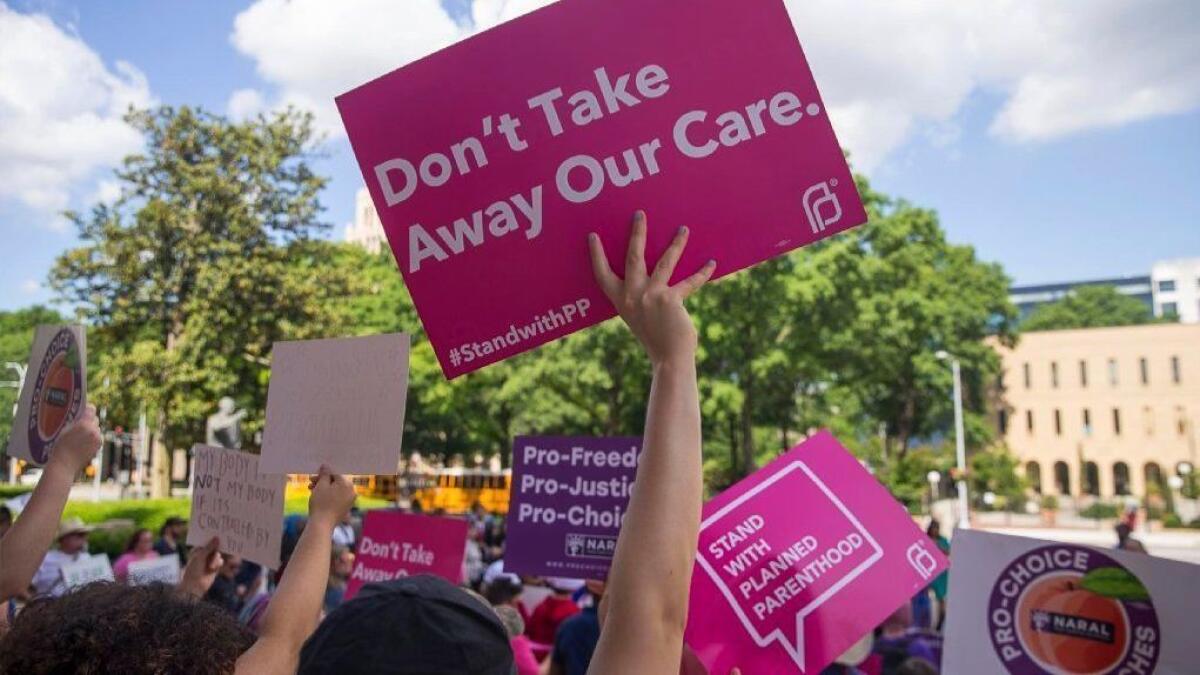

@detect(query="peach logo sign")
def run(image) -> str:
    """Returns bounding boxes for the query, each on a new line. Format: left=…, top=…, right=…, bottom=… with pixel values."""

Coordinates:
left=987, top=545, right=1159, bottom=674
left=9, top=325, right=86, bottom=466
left=685, top=432, right=948, bottom=673
left=943, top=531, right=1200, bottom=675
left=336, top=0, right=866, bottom=378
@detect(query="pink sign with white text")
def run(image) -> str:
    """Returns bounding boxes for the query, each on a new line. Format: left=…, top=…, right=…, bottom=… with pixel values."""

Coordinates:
left=345, top=511, right=468, bottom=600
left=684, top=431, right=948, bottom=673
left=336, top=0, right=866, bottom=378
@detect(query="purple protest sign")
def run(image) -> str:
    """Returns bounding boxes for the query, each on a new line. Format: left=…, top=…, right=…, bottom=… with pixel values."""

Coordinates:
left=505, top=436, right=642, bottom=579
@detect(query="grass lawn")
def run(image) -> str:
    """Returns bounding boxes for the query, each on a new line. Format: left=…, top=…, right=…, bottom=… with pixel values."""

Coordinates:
left=58, top=493, right=394, bottom=559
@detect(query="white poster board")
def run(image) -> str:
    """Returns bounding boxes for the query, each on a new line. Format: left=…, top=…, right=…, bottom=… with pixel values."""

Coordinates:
left=944, top=530, right=1200, bottom=675
left=259, top=333, right=410, bottom=475
left=186, top=445, right=285, bottom=569
left=60, top=555, right=113, bottom=590
left=127, top=555, right=181, bottom=586
left=8, top=325, right=86, bottom=465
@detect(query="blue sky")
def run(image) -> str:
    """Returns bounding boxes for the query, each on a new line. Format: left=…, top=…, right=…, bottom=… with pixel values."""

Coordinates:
left=1, top=0, right=1198, bottom=311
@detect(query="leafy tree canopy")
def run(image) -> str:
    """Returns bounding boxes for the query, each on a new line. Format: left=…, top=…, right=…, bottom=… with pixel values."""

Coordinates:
left=1023, top=285, right=1162, bottom=331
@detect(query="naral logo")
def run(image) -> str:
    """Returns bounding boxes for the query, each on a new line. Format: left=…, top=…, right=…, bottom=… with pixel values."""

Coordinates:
left=802, top=180, right=842, bottom=234
left=565, top=533, right=617, bottom=559
left=987, top=544, right=1159, bottom=674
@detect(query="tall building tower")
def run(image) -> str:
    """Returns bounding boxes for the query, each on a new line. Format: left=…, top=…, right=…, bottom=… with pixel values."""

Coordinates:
left=1152, top=258, right=1200, bottom=324
left=344, top=188, right=386, bottom=254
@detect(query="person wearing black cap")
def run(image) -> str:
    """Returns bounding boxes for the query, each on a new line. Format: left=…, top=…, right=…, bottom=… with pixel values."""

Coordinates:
left=299, top=574, right=517, bottom=674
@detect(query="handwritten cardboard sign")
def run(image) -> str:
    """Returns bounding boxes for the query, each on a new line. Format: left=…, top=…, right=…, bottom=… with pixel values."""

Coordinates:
left=505, top=436, right=640, bottom=579
left=259, top=334, right=410, bottom=475
left=684, top=431, right=948, bottom=673
left=8, top=325, right=86, bottom=465
left=61, top=555, right=113, bottom=589
left=345, top=510, right=468, bottom=600
left=336, top=0, right=866, bottom=378
left=944, top=530, right=1199, bottom=675
left=186, top=445, right=285, bottom=569
left=127, top=555, right=181, bottom=586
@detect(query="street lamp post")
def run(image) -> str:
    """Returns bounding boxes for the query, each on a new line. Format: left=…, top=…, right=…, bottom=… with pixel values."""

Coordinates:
left=936, top=351, right=971, bottom=530
left=1168, top=475, right=1185, bottom=517
left=3, top=362, right=28, bottom=484
left=1180, top=461, right=1195, bottom=501
left=926, top=470, right=942, bottom=516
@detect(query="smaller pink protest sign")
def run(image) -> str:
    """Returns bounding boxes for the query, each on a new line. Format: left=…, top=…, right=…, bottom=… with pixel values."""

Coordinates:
left=685, top=431, right=948, bottom=673
left=345, top=511, right=468, bottom=600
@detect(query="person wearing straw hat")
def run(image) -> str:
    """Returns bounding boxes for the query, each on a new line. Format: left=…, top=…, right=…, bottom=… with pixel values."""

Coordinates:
left=31, top=516, right=94, bottom=597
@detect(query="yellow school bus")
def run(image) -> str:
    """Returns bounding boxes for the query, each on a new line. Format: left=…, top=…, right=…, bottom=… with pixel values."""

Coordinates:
left=286, top=468, right=511, bottom=515
left=410, top=468, right=512, bottom=515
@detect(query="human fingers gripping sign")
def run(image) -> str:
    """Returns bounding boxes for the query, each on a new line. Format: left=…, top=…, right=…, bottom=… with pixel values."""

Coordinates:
left=588, top=211, right=716, bottom=365
left=179, top=536, right=224, bottom=598
left=309, top=465, right=357, bottom=524
left=50, top=404, right=102, bottom=473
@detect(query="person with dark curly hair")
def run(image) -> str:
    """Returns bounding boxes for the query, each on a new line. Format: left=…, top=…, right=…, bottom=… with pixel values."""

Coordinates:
left=0, top=466, right=357, bottom=674
left=0, top=581, right=253, bottom=675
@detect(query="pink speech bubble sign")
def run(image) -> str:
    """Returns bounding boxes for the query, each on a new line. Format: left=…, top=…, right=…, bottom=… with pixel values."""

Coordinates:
left=685, top=432, right=948, bottom=673
left=695, top=461, right=884, bottom=669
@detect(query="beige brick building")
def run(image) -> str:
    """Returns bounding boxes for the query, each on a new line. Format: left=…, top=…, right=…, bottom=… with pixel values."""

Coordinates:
left=994, top=324, right=1199, bottom=500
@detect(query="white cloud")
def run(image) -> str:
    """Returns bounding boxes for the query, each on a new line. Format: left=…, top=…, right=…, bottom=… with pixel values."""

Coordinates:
left=19, top=278, right=40, bottom=294
left=784, top=0, right=1200, bottom=170
left=89, top=178, right=122, bottom=205
left=471, top=0, right=554, bottom=31
left=230, top=0, right=466, bottom=133
left=229, top=0, right=1200, bottom=172
left=986, top=0, right=1200, bottom=141
left=229, top=0, right=552, bottom=134
left=227, top=88, right=266, bottom=120
left=0, top=3, right=153, bottom=215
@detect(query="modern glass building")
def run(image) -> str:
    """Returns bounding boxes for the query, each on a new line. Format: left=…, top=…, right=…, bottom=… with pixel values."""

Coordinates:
left=1009, top=257, right=1199, bottom=324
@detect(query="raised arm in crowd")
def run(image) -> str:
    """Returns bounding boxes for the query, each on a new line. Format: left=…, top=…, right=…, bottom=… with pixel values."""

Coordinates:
left=586, top=211, right=714, bottom=675
left=0, top=406, right=101, bottom=608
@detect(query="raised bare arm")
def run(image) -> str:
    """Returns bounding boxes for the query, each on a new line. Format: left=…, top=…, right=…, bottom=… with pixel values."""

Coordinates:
left=0, top=406, right=101, bottom=601
left=235, top=466, right=355, bottom=675
left=586, top=211, right=715, bottom=675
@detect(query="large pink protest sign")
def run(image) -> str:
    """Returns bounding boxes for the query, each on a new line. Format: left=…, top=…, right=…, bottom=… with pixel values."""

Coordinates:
left=336, top=0, right=866, bottom=378
left=685, top=431, right=948, bottom=673
left=345, top=511, right=468, bottom=600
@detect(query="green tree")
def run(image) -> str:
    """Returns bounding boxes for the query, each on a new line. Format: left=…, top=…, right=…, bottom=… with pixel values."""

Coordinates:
left=969, top=446, right=1028, bottom=511
left=1023, top=285, right=1162, bottom=331
left=50, top=106, right=354, bottom=495
left=341, top=245, right=654, bottom=463
left=819, top=197, right=1018, bottom=459
left=341, top=172, right=1023, bottom=501
left=0, top=306, right=65, bottom=454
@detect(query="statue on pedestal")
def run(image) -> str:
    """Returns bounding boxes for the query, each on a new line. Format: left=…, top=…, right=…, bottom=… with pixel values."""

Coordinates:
left=206, top=397, right=246, bottom=449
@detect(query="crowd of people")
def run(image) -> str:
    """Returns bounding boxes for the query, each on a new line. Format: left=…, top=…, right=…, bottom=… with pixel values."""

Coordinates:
left=0, top=214, right=1151, bottom=673
left=0, top=215, right=720, bottom=674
